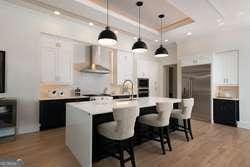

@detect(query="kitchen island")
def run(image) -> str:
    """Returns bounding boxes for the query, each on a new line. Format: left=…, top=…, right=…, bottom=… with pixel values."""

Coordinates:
left=66, top=97, right=181, bottom=167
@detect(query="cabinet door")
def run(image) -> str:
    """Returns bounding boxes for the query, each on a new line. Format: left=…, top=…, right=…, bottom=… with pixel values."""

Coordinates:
left=57, top=39, right=74, bottom=84
left=41, top=47, right=57, bottom=83
left=125, top=53, right=133, bottom=80
left=39, top=98, right=90, bottom=131
left=40, top=34, right=74, bottom=85
left=149, top=61, right=160, bottom=96
left=214, top=51, right=238, bottom=85
left=117, top=50, right=133, bottom=84
left=213, top=99, right=238, bottom=126
left=41, top=35, right=57, bottom=83
left=213, top=53, right=225, bottom=85
left=39, top=100, right=65, bottom=130
left=226, top=51, right=238, bottom=85
left=137, top=60, right=144, bottom=78
left=137, top=60, right=150, bottom=78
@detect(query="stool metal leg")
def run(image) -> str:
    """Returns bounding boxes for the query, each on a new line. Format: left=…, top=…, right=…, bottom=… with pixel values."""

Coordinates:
left=187, top=119, right=194, bottom=139
left=119, top=142, right=125, bottom=167
left=183, top=119, right=189, bottom=142
left=165, top=126, right=172, bottom=151
left=159, top=127, right=166, bottom=155
left=128, top=139, right=136, bottom=167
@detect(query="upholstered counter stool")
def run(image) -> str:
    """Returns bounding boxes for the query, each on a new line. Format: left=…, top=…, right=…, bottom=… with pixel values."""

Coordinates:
left=171, top=98, right=194, bottom=142
left=98, top=105, right=139, bottom=167
left=139, top=102, right=173, bottom=155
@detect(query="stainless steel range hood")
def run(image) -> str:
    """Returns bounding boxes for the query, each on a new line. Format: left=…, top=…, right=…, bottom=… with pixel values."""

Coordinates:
left=79, top=45, right=110, bottom=74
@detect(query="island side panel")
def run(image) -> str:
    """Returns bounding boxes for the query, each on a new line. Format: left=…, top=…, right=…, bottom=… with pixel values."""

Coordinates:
left=66, top=104, right=93, bottom=167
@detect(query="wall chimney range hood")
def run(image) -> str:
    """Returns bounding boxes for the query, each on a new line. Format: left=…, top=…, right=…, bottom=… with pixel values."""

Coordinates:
left=80, top=45, right=110, bottom=74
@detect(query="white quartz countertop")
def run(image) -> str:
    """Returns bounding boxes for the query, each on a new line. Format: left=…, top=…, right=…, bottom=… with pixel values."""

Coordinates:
left=67, top=97, right=181, bottom=115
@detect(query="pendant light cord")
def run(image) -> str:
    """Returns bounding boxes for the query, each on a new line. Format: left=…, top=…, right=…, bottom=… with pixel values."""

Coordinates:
left=107, top=0, right=109, bottom=27
left=138, top=5, right=141, bottom=39
left=160, top=17, right=163, bottom=45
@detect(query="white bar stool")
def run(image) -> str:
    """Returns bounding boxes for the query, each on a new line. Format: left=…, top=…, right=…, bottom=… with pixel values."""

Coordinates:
left=139, top=102, right=173, bottom=155
left=171, top=98, right=194, bottom=142
left=98, top=105, right=139, bottom=167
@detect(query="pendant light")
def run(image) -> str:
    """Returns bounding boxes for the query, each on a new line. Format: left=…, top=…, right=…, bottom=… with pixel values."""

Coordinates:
left=98, top=0, right=117, bottom=46
left=132, top=1, right=148, bottom=53
left=155, top=14, right=168, bottom=57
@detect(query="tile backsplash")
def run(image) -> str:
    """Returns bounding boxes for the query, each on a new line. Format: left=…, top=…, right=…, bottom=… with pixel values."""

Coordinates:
left=40, top=84, right=74, bottom=98
left=215, top=85, right=239, bottom=98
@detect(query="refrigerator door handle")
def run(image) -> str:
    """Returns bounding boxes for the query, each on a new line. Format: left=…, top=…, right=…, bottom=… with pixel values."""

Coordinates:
left=189, top=79, right=192, bottom=97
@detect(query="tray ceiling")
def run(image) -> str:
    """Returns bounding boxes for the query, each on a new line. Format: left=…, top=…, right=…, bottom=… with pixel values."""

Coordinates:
left=89, top=0, right=193, bottom=31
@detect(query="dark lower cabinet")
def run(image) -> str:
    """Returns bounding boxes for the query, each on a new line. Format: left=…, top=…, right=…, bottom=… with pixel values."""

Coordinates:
left=39, top=98, right=90, bottom=131
left=213, top=99, right=239, bottom=127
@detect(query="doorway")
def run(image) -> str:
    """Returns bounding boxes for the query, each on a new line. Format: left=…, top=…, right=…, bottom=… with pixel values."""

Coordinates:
left=163, top=64, right=177, bottom=98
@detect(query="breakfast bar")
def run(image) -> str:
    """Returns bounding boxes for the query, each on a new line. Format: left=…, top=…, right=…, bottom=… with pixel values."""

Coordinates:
left=66, top=97, right=181, bottom=167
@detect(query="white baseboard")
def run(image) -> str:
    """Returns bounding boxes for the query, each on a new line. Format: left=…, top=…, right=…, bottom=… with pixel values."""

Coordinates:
left=238, top=121, right=250, bottom=130
left=17, top=125, right=40, bottom=135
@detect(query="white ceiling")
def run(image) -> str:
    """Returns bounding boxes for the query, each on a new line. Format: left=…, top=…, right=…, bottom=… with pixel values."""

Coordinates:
left=8, top=0, right=250, bottom=45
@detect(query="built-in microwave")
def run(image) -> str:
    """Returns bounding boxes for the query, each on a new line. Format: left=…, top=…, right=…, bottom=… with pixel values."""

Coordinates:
left=138, top=78, right=149, bottom=88
left=138, top=78, right=149, bottom=97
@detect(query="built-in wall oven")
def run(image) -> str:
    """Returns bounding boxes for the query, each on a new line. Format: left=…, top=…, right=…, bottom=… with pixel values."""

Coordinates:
left=138, top=78, right=149, bottom=97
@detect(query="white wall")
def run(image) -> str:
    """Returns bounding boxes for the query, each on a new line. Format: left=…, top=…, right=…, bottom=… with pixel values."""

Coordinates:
left=177, top=27, right=250, bottom=129
left=0, top=1, right=160, bottom=134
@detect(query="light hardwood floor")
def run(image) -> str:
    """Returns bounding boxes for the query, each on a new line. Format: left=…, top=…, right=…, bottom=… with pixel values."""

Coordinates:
left=1, top=120, right=250, bottom=167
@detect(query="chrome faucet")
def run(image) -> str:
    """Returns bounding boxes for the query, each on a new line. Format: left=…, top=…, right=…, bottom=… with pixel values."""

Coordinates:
left=122, top=80, right=134, bottom=100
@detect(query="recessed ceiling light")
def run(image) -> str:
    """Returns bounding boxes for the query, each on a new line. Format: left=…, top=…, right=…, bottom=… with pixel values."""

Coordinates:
left=186, top=32, right=192, bottom=36
left=238, top=11, right=245, bottom=16
left=218, top=22, right=225, bottom=26
left=165, top=39, right=169, bottom=42
left=89, top=22, right=94, bottom=26
left=114, top=30, right=119, bottom=34
left=155, top=39, right=159, bottom=42
left=133, top=37, right=137, bottom=40
left=54, top=11, right=61, bottom=15
left=217, top=19, right=222, bottom=23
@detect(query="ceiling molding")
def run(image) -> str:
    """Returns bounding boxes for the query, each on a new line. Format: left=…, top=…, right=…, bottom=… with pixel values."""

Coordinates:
left=74, top=0, right=159, bottom=35
left=206, top=0, right=225, bottom=18
left=161, top=17, right=194, bottom=32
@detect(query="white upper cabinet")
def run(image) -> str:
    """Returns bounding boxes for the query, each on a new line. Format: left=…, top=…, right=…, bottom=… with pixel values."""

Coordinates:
left=180, top=54, right=212, bottom=67
left=213, top=50, right=239, bottom=85
left=137, top=60, right=160, bottom=96
left=116, top=50, right=134, bottom=84
left=41, top=34, right=74, bottom=85
left=137, top=60, right=150, bottom=78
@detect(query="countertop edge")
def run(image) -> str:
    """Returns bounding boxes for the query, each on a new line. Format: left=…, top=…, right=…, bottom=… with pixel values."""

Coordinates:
left=213, top=97, right=239, bottom=101
left=39, top=96, right=90, bottom=101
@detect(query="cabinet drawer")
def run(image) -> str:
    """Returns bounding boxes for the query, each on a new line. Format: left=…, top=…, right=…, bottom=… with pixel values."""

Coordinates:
left=213, top=99, right=239, bottom=126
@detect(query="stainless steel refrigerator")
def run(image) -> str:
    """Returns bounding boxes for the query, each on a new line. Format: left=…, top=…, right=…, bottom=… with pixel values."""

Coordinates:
left=182, top=64, right=211, bottom=122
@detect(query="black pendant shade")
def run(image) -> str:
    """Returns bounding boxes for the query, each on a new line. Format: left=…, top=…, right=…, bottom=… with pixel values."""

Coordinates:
left=155, top=45, right=168, bottom=57
left=98, top=0, right=117, bottom=46
left=132, top=38, right=148, bottom=53
left=98, top=26, right=117, bottom=46
left=155, top=14, right=168, bottom=57
left=132, top=1, right=148, bottom=53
